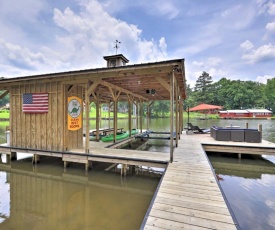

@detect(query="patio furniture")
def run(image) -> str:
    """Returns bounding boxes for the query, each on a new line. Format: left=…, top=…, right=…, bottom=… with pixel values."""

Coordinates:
left=211, top=127, right=261, bottom=143
left=213, top=128, right=231, bottom=141
left=245, top=129, right=262, bottom=143
left=187, top=123, right=210, bottom=134
left=230, top=130, right=245, bottom=142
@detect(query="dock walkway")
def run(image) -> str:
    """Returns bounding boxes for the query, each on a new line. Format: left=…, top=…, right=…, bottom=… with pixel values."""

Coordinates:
left=143, top=134, right=238, bottom=229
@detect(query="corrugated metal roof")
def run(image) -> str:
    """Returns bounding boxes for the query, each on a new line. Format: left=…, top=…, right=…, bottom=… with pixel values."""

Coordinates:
left=219, top=109, right=272, bottom=114
left=246, top=109, right=272, bottom=113
left=219, top=110, right=249, bottom=113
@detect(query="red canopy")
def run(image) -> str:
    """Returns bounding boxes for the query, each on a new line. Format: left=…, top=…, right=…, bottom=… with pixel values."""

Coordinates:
left=189, top=103, right=223, bottom=112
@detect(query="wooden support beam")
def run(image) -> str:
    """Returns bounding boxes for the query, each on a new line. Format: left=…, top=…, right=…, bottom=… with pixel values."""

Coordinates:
left=121, top=164, right=127, bottom=176
left=64, top=161, right=68, bottom=168
left=179, top=97, right=183, bottom=133
left=32, top=154, right=39, bottom=164
left=105, top=163, right=118, bottom=172
left=170, top=73, right=175, bottom=163
left=139, top=100, right=143, bottom=133
left=108, top=87, right=120, bottom=143
left=128, top=99, right=132, bottom=137
left=100, top=79, right=148, bottom=101
left=155, top=77, right=170, bottom=92
left=108, top=102, right=111, bottom=129
left=175, top=83, right=179, bottom=147
left=85, top=88, right=90, bottom=152
left=0, top=90, right=9, bottom=100
left=113, top=100, right=118, bottom=143
left=68, top=85, right=77, bottom=94
left=85, top=162, right=90, bottom=171
left=96, top=97, right=100, bottom=141
left=87, top=79, right=102, bottom=95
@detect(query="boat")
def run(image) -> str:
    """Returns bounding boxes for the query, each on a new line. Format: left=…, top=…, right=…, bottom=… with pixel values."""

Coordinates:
left=101, top=132, right=129, bottom=142
left=101, top=129, right=140, bottom=142
left=89, top=134, right=104, bottom=141
left=129, top=128, right=139, bottom=135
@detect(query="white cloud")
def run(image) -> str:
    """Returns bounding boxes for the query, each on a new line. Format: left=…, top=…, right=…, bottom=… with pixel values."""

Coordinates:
left=266, top=21, right=275, bottom=32
left=207, top=57, right=222, bottom=66
left=240, top=40, right=254, bottom=50
left=0, top=0, right=169, bottom=77
left=151, top=1, right=180, bottom=20
left=136, top=38, right=167, bottom=63
left=0, top=39, right=46, bottom=68
left=256, top=75, right=273, bottom=84
left=52, top=0, right=167, bottom=66
left=221, top=4, right=257, bottom=30
left=242, top=43, right=275, bottom=64
left=0, top=0, right=47, bottom=23
left=159, top=37, right=167, bottom=55
left=268, top=2, right=275, bottom=15
left=192, top=61, right=204, bottom=67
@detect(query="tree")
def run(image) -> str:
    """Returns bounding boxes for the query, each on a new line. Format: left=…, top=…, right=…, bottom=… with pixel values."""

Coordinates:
left=265, top=78, right=275, bottom=112
left=153, top=100, right=170, bottom=117
left=194, top=71, right=213, bottom=103
left=183, top=84, right=196, bottom=110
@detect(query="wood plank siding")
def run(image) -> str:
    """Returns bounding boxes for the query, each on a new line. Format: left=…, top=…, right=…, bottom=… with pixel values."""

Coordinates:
left=10, top=81, right=64, bottom=151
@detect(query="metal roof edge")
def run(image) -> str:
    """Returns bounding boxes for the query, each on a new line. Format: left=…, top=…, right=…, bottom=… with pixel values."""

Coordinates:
left=0, top=58, right=185, bottom=83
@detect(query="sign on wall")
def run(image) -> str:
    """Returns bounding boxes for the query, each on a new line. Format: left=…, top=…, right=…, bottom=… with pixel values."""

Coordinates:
left=68, top=96, right=82, bottom=131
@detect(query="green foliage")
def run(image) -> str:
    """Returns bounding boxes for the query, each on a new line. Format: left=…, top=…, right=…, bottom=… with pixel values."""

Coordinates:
left=187, top=72, right=272, bottom=112
left=266, top=78, right=275, bottom=112
left=0, top=91, right=9, bottom=108
left=194, top=71, right=213, bottom=104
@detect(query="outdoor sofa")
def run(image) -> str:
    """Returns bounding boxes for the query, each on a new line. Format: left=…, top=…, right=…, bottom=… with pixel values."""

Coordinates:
left=211, top=126, right=262, bottom=143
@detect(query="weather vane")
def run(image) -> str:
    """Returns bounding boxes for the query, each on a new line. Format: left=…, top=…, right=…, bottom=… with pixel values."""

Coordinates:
left=114, top=40, right=121, bottom=54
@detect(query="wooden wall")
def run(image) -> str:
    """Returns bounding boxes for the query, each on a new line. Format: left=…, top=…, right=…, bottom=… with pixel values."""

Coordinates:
left=9, top=81, right=84, bottom=151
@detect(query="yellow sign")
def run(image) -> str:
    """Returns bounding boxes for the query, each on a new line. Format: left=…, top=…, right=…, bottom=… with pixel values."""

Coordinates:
left=68, top=96, right=82, bottom=131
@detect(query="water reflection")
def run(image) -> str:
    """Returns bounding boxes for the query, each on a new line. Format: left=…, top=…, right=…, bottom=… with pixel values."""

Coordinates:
left=0, top=155, right=161, bottom=230
left=208, top=153, right=275, bottom=230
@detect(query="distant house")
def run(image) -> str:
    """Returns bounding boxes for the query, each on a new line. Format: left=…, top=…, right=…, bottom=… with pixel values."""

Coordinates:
left=219, top=109, right=272, bottom=118
left=246, top=109, right=272, bottom=118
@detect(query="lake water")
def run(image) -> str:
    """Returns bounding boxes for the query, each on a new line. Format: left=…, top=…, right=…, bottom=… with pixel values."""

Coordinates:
left=1, top=118, right=275, bottom=229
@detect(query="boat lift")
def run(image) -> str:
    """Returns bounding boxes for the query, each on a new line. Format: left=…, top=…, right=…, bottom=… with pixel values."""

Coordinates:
left=135, top=130, right=176, bottom=140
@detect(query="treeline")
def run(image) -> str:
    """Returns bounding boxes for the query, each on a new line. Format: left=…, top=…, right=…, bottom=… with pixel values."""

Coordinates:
left=185, top=71, right=275, bottom=112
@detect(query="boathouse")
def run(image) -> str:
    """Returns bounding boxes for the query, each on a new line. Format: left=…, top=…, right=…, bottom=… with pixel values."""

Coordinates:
left=219, top=109, right=272, bottom=119
left=0, top=54, right=186, bottom=162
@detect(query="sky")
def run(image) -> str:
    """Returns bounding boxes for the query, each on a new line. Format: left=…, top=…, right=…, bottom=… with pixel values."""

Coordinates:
left=0, top=0, right=275, bottom=87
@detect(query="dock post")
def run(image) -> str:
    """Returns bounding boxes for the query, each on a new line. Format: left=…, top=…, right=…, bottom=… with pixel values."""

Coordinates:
left=32, top=154, right=39, bottom=164
left=11, top=151, right=17, bottom=161
left=121, top=164, right=127, bottom=176
left=245, top=122, right=248, bottom=129
left=85, top=162, right=89, bottom=172
left=258, top=124, right=262, bottom=132
left=238, top=153, right=242, bottom=159
left=169, top=71, right=175, bottom=163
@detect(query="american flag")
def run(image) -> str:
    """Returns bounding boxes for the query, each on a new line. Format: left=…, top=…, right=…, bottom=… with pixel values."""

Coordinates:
left=22, top=93, right=49, bottom=113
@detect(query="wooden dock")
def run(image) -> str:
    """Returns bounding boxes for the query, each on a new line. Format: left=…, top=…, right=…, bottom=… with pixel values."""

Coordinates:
left=142, top=133, right=239, bottom=229
left=2, top=132, right=275, bottom=229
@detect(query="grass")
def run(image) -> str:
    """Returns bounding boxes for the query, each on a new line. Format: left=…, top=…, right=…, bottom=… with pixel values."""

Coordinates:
left=0, top=110, right=9, bottom=119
